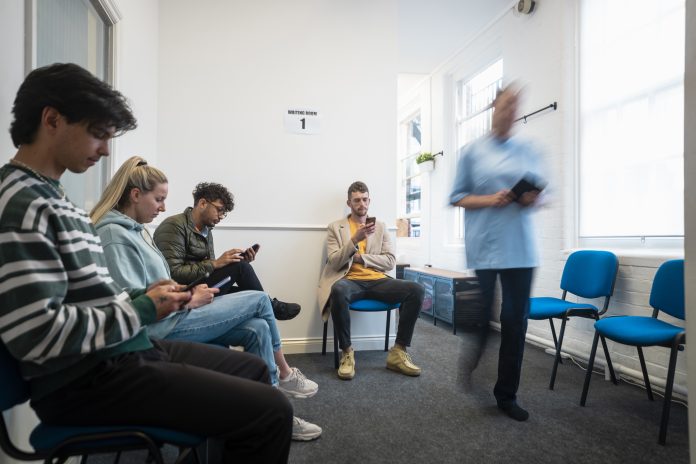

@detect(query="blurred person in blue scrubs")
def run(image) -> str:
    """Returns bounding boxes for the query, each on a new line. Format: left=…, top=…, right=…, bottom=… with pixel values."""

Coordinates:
left=450, top=85, right=547, bottom=422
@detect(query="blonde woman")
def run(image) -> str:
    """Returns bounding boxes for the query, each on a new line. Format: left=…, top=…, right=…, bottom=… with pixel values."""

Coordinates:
left=91, top=156, right=321, bottom=441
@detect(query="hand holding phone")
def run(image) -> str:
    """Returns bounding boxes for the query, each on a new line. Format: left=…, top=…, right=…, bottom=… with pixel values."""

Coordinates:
left=365, top=216, right=376, bottom=226
left=184, top=272, right=210, bottom=292
left=241, top=243, right=260, bottom=261
left=212, top=276, right=232, bottom=289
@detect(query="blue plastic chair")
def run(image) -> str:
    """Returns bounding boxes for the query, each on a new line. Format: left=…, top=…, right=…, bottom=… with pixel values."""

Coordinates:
left=529, top=250, right=619, bottom=389
left=580, top=259, right=685, bottom=445
left=322, top=299, right=400, bottom=369
left=0, top=342, right=203, bottom=464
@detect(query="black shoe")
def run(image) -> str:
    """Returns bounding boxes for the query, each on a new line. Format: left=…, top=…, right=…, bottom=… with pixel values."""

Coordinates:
left=497, top=402, right=529, bottom=422
left=271, top=298, right=301, bottom=320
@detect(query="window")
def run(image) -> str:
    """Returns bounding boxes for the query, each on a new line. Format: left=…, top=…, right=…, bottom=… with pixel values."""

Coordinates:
left=579, top=0, right=684, bottom=244
left=398, top=114, right=422, bottom=237
left=29, top=0, right=118, bottom=211
left=452, top=59, right=503, bottom=239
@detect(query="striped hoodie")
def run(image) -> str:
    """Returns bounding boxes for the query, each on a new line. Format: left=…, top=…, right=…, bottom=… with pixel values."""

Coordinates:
left=0, top=164, right=157, bottom=399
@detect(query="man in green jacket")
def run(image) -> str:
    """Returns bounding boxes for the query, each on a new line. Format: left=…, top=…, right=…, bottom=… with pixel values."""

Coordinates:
left=0, top=63, right=292, bottom=463
left=154, top=182, right=301, bottom=320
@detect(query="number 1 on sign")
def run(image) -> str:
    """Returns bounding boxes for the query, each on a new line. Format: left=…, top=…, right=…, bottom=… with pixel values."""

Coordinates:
left=300, top=118, right=306, bottom=129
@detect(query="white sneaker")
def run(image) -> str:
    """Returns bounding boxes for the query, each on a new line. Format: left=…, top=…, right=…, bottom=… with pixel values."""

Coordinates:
left=278, top=367, right=318, bottom=399
left=292, top=416, right=322, bottom=441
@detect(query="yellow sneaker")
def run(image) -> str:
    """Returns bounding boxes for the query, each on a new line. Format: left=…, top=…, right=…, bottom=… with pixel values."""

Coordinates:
left=338, top=351, right=355, bottom=380
left=386, top=347, right=421, bottom=377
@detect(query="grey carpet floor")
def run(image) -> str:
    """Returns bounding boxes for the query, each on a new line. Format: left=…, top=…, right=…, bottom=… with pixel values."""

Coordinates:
left=288, top=318, right=689, bottom=464
left=82, top=317, right=689, bottom=463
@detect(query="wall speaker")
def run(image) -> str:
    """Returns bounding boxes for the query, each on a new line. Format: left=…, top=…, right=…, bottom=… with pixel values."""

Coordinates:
left=517, top=0, right=536, bottom=15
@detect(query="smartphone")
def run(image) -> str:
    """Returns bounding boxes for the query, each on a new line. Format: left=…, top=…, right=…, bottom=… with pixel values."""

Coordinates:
left=184, top=272, right=210, bottom=292
left=365, top=216, right=376, bottom=226
left=212, top=276, right=232, bottom=289
left=241, top=243, right=261, bottom=260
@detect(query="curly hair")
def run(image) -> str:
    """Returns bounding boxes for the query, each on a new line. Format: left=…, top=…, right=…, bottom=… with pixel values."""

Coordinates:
left=193, top=182, right=234, bottom=212
left=10, top=63, right=137, bottom=148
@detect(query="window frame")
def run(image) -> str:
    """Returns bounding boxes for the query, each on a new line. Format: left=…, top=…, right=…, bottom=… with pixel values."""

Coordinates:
left=448, top=57, right=503, bottom=243
left=24, top=0, right=121, bottom=210
left=576, top=0, right=685, bottom=252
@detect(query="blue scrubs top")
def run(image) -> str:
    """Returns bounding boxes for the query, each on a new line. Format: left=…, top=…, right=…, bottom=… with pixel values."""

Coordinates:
left=449, top=135, right=546, bottom=270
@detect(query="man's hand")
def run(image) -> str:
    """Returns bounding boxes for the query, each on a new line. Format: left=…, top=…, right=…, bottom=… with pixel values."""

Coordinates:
left=145, top=283, right=191, bottom=320
left=353, top=253, right=364, bottom=264
left=489, top=190, right=514, bottom=208
left=213, top=248, right=244, bottom=269
left=242, top=245, right=257, bottom=262
left=518, top=190, right=539, bottom=207
left=187, top=284, right=220, bottom=309
left=351, top=221, right=376, bottom=245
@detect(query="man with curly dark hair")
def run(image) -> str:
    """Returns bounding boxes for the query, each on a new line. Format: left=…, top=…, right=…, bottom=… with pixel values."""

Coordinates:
left=154, top=182, right=301, bottom=321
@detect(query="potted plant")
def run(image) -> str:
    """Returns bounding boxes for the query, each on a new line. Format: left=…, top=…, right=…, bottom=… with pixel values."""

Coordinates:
left=416, top=152, right=441, bottom=173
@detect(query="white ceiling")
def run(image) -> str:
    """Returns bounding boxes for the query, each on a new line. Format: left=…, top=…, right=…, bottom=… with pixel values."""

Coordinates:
left=398, top=0, right=513, bottom=74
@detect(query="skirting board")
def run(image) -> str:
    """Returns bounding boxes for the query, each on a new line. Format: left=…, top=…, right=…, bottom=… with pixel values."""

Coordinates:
left=281, top=335, right=396, bottom=355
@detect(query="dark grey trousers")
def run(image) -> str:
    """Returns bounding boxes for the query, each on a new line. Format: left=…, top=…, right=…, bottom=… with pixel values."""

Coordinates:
left=32, top=339, right=293, bottom=463
left=329, top=277, right=424, bottom=350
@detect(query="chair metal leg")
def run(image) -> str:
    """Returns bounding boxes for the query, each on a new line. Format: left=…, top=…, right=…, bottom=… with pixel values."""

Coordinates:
left=549, top=316, right=567, bottom=390
left=580, top=331, right=601, bottom=406
left=321, top=321, right=328, bottom=355
left=333, top=325, right=339, bottom=369
left=599, top=335, right=617, bottom=384
left=637, top=346, right=654, bottom=401
left=659, top=334, right=684, bottom=445
left=384, top=310, right=391, bottom=352
left=548, top=319, right=559, bottom=350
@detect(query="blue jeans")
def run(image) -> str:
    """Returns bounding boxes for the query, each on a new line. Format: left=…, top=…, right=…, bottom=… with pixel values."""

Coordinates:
left=159, top=290, right=283, bottom=385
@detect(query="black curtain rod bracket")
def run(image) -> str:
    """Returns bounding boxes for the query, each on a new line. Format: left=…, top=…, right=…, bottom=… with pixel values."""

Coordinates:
left=515, top=101, right=557, bottom=124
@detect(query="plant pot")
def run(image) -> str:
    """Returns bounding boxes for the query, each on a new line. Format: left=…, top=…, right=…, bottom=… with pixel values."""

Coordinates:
left=417, top=160, right=434, bottom=173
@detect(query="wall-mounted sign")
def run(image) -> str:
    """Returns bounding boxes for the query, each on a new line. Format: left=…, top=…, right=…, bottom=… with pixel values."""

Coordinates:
left=284, top=108, right=321, bottom=135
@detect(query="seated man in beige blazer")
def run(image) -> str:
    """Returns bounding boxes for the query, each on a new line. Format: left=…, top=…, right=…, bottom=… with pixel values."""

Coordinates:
left=317, top=181, right=425, bottom=380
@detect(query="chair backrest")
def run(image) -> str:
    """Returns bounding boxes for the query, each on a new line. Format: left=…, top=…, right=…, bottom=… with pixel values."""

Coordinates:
left=0, top=342, right=30, bottom=412
left=560, top=250, right=618, bottom=299
left=649, top=259, right=684, bottom=321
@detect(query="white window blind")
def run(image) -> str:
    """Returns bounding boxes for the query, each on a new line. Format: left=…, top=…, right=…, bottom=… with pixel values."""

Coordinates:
left=579, top=0, right=684, bottom=238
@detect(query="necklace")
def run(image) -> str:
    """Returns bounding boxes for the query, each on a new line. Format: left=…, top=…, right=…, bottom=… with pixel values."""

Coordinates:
left=9, top=158, right=66, bottom=199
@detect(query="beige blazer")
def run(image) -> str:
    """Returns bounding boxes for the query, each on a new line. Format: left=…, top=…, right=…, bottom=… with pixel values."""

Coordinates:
left=316, top=216, right=395, bottom=321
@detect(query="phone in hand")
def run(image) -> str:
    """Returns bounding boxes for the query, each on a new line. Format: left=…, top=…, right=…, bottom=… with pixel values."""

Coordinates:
left=241, top=243, right=260, bottom=261
left=365, top=216, right=376, bottom=226
left=212, top=276, right=232, bottom=289
left=184, top=272, right=210, bottom=292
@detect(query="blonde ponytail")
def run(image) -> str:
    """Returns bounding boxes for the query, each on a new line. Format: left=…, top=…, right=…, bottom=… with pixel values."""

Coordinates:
left=90, top=156, right=168, bottom=224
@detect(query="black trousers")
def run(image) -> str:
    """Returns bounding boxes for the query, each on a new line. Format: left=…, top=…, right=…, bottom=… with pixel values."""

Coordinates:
left=475, top=268, right=534, bottom=406
left=329, top=278, right=424, bottom=350
left=208, top=261, right=264, bottom=296
left=32, top=340, right=293, bottom=464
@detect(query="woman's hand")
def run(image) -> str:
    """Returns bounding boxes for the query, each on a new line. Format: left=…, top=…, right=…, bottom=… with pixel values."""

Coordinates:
left=187, top=284, right=220, bottom=309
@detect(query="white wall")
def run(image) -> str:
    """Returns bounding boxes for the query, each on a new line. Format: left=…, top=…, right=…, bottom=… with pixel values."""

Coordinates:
left=154, top=0, right=398, bottom=351
left=683, top=0, right=695, bottom=459
left=398, top=0, right=688, bottom=396
left=112, top=0, right=160, bottom=170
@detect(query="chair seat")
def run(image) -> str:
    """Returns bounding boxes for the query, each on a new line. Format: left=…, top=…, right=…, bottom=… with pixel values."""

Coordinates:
left=594, top=316, right=684, bottom=346
left=529, top=297, right=598, bottom=319
left=349, top=299, right=400, bottom=312
left=30, top=424, right=203, bottom=452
